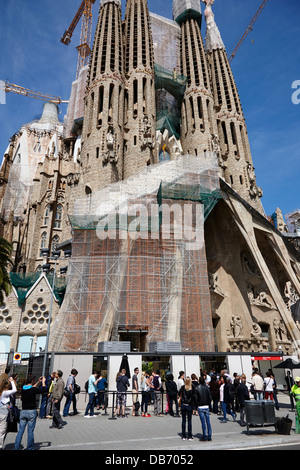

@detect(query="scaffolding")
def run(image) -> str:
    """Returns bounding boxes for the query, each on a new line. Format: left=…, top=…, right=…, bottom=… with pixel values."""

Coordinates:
left=52, top=155, right=221, bottom=352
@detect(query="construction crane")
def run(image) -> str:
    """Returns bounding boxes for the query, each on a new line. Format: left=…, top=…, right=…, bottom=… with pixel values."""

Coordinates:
left=0, top=81, right=69, bottom=104
left=61, top=0, right=96, bottom=79
left=229, top=0, right=270, bottom=63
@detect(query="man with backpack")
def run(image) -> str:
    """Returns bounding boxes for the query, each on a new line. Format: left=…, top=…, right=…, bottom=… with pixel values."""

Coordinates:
left=116, top=369, right=130, bottom=418
left=152, top=370, right=162, bottom=417
left=84, top=371, right=101, bottom=418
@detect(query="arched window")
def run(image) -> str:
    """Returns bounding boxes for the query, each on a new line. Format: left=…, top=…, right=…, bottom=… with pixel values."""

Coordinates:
left=54, top=205, right=63, bottom=229
left=52, top=235, right=60, bottom=251
left=43, top=205, right=50, bottom=226
left=40, top=232, right=47, bottom=255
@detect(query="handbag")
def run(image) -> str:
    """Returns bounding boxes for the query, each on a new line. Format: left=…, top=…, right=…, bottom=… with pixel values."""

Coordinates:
left=63, top=387, right=71, bottom=398
left=6, top=406, right=20, bottom=433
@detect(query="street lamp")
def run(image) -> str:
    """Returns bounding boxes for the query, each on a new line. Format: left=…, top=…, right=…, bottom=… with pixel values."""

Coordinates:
left=41, top=248, right=71, bottom=377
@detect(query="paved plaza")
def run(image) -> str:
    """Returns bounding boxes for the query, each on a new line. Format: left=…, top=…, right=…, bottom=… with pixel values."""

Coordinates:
left=3, top=393, right=300, bottom=452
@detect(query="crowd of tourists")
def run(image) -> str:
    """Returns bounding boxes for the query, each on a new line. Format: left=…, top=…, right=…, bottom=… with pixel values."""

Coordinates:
left=0, top=364, right=299, bottom=449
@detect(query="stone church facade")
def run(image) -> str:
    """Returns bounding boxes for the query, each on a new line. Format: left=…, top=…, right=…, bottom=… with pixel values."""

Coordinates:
left=0, top=0, right=299, bottom=355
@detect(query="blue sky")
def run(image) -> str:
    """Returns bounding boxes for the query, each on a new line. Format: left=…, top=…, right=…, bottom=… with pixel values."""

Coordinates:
left=0, top=0, right=299, bottom=220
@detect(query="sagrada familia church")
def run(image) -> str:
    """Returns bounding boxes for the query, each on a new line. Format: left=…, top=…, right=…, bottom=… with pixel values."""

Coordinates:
left=0, top=0, right=300, bottom=356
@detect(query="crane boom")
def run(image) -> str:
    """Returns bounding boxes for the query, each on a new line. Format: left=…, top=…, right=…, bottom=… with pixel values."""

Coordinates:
left=229, top=0, right=270, bottom=63
left=61, top=0, right=96, bottom=78
left=0, top=81, right=68, bottom=104
left=61, top=0, right=87, bottom=46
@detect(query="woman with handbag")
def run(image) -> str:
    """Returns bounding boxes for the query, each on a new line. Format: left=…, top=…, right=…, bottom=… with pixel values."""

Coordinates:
left=0, top=376, right=17, bottom=449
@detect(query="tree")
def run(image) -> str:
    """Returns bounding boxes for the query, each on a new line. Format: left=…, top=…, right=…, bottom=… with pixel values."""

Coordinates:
left=0, top=237, right=13, bottom=303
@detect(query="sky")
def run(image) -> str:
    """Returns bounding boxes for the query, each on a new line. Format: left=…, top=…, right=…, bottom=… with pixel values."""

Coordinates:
left=0, top=0, right=299, bottom=220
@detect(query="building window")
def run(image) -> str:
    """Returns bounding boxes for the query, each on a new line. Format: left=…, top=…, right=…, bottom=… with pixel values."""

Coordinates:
left=40, top=232, right=47, bottom=255
left=52, top=235, right=60, bottom=252
left=54, top=204, right=63, bottom=229
left=43, top=205, right=50, bottom=226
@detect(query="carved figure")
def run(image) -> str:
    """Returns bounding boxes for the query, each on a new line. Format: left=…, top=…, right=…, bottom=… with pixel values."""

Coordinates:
left=208, top=272, right=225, bottom=297
left=273, top=318, right=288, bottom=341
left=141, top=115, right=154, bottom=150
left=229, top=316, right=243, bottom=338
left=251, top=323, right=262, bottom=337
left=103, top=127, right=118, bottom=164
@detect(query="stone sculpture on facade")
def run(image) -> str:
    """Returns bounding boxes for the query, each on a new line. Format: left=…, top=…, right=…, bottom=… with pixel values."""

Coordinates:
left=103, top=127, right=118, bottom=165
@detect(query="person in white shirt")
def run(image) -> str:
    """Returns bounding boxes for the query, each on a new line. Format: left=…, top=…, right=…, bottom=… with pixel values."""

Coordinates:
left=0, top=377, right=17, bottom=449
left=264, top=372, right=275, bottom=400
left=177, top=371, right=185, bottom=392
left=251, top=370, right=264, bottom=400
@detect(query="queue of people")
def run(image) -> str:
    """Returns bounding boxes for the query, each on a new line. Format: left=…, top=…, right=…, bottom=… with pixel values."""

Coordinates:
left=0, top=362, right=287, bottom=448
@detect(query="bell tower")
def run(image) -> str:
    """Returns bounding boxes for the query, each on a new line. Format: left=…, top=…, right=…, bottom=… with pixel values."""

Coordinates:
left=123, top=0, right=157, bottom=179
left=174, top=0, right=218, bottom=157
left=202, top=0, right=264, bottom=213
left=80, top=0, right=125, bottom=195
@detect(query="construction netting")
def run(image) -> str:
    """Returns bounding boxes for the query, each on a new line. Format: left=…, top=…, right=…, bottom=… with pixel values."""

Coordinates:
left=10, top=272, right=67, bottom=307
left=172, top=0, right=202, bottom=26
left=51, top=155, right=221, bottom=352
left=150, top=13, right=186, bottom=140
left=155, top=64, right=187, bottom=140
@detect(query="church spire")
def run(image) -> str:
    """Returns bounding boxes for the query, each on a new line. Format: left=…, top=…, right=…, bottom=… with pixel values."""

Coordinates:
left=201, top=0, right=224, bottom=52
left=202, top=0, right=264, bottom=214
left=175, top=0, right=218, bottom=156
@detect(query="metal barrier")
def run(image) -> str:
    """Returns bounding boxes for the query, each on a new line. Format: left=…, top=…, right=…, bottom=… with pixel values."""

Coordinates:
left=82, top=389, right=166, bottom=420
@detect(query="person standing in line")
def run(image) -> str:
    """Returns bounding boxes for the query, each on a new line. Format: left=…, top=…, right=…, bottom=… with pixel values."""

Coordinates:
left=84, top=371, right=101, bottom=418
left=39, top=372, right=52, bottom=419
left=132, top=367, right=140, bottom=416
left=268, top=369, right=279, bottom=410
left=140, top=372, right=151, bottom=417
left=179, top=377, right=196, bottom=441
left=165, top=374, right=179, bottom=417
left=251, top=369, right=264, bottom=401
left=14, top=376, right=47, bottom=450
left=191, top=374, right=199, bottom=415
left=236, top=374, right=250, bottom=427
left=177, top=371, right=185, bottom=393
left=96, top=373, right=108, bottom=415
left=152, top=370, right=162, bottom=417
left=0, top=376, right=17, bottom=450
left=263, top=372, right=274, bottom=401
left=219, top=375, right=236, bottom=423
left=63, top=369, right=78, bottom=417
left=116, top=369, right=130, bottom=418
left=50, top=370, right=65, bottom=429
left=194, top=376, right=212, bottom=441
left=46, top=372, right=56, bottom=418
left=209, top=375, right=220, bottom=414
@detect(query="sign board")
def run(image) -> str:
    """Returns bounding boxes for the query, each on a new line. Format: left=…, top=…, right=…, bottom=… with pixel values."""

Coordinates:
left=13, top=353, right=22, bottom=364
left=251, top=356, right=283, bottom=361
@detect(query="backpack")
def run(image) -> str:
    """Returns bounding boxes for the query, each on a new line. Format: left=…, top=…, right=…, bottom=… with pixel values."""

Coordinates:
left=85, top=380, right=89, bottom=393
left=153, top=375, right=160, bottom=391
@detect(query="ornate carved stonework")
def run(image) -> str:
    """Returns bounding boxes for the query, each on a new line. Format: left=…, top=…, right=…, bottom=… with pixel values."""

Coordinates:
left=103, top=127, right=118, bottom=165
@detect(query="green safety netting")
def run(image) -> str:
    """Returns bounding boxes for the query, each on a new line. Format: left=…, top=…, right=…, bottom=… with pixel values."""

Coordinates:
left=174, top=8, right=202, bottom=28
left=10, top=272, right=67, bottom=307
left=69, top=183, right=222, bottom=232
left=160, top=182, right=222, bottom=221
left=154, top=63, right=187, bottom=139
